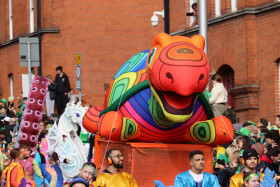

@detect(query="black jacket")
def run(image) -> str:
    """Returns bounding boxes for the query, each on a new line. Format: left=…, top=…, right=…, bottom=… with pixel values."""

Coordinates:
left=55, top=73, right=70, bottom=94
left=48, top=82, right=57, bottom=100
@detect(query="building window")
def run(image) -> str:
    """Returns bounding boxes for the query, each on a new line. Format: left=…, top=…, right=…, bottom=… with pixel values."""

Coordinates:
left=231, top=0, right=237, bottom=12
left=189, top=0, right=198, bottom=27
left=8, top=73, right=14, bottom=98
left=215, top=0, right=221, bottom=17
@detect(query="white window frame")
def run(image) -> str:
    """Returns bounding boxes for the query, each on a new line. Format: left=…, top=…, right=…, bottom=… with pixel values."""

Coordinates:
left=231, top=0, right=237, bottom=12
left=215, top=0, right=221, bottom=17
left=189, top=0, right=196, bottom=27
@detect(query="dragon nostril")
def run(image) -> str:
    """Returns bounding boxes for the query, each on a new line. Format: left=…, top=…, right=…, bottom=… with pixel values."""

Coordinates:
left=198, top=74, right=204, bottom=84
left=166, top=72, right=174, bottom=83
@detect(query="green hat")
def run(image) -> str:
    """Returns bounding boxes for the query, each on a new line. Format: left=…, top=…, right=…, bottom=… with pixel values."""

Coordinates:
left=235, top=127, right=250, bottom=137
left=247, top=121, right=256, bottom=126
left=218, top=153, right=229, bottom=164
left=1, top=98, right=7, bottom=104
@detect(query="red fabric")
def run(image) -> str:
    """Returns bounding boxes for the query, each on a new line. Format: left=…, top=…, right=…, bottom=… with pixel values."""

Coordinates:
left=260, top=154, right=272, bottom=164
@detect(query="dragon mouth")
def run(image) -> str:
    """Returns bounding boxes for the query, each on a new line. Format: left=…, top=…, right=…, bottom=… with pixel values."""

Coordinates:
left=154, top=88, right=198, bottom=116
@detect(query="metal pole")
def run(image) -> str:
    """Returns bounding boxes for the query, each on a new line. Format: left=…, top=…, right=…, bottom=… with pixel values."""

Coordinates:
left=79, top=90, right=82, bottom=104
left=164, top=0, right=170, bottom=34
left=199, top=0, right=208, bottom=54
left=28, top=42, right=32, bottom=90
left=37, top=0, right=42, bottom=75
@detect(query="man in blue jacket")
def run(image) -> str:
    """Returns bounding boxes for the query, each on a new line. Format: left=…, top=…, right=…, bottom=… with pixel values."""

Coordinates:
left=174, top=150, right=219, bottom=187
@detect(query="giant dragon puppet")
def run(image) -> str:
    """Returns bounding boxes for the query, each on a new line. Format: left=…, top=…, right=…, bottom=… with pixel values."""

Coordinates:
left=83, top=33, right=234, bottom=145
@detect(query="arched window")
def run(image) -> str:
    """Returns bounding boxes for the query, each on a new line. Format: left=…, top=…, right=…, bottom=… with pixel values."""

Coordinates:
left=217, top=65, right=235, bottom=108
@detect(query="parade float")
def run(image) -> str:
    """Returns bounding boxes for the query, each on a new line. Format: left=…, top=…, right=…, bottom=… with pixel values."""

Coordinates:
left=83, top=33, right=235, bottom=186
left=46, top=102, right=88, bottom=182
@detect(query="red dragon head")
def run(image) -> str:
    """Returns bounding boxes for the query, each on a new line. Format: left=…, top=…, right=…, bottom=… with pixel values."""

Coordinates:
left=146, top=33, right=209, bottom=122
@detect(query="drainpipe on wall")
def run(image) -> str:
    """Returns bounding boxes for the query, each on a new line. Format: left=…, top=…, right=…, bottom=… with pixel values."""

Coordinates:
left=37, top=0, right=42, bottom=75
left=9, top=0, right=13, bottom=40
left=30, top=0, right=34, bottom=32
left=164, top=0, right=170, bottom=34
left=199, top=0, right=208, bottom=55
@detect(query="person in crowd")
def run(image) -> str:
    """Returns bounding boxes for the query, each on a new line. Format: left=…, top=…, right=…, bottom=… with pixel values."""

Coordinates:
left=3, top=142, right=15, bottom=169
left=19, top=142, right=43, bottom=181
left=1, top=148, right=24, bottom=186
left=38, top=121, right=48, bottom=143
left=20, top=97, right=27, bottom=114
left=68, top=88, right=84, bottom=104
left=79, top=162, right=96, bottom=185
left=256, top=147, right=280, bottom=173
left=68, top=88, right=77, bottom=103
left=41, top=151, right=64, bottom=186
left=45, top=162, right=59, bottom=187
left=241, top=172, right=260, bottom=187
left=174, top=150, right=219, bottom=187
left=264, top=130, right=279, bottom=148
left=93, top=149, right=138, bottom=187
left=0, top=107, right=8, bottom=118
left=230, top=149, right=263, bottom=187
left=69, top=177, right=89, bottom=187
left=64, top=162, right=96, bottom=186
left=209, top=74, right=228, bottom=117
left=251, top=142, right=264, bottom=156
left=269, top=114, right=280, bottom=130
left=18, top=91, right=24, bottom=108
left=0, top=98, right=7, bottom=108
left=5, top=117, right=16, bottom=144
left=186, top=3, right=198, bottom=27
left=46, top=75, right=57, bottom=117
left=257, top=124, right=268, bottom=144
left=224, top=103, right=236, bottom=124
left=34, top=144, right=44, bottom=187
left=243, top=121, right=258, bottom=139
left=55, top=66, right=70, bottom=115
left=258, top=118, right=268, bottom=129
left=237, top=136, right=252, bottom=151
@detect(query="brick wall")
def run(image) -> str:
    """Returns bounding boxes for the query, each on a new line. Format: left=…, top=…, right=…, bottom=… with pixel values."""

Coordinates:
left=0, top=0, right=8, bottom=42
left=1, top=0, right=280, bottom=125
left=1, top=0, right=165, bottom=108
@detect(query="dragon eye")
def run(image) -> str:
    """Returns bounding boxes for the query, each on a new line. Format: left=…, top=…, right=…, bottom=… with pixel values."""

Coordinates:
left=148, top=47, right=157, bottom=67
left=76, top=113, right=80, bottom=117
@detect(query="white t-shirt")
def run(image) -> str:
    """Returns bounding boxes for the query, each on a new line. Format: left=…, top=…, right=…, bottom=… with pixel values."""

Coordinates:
left=189, top=170, right=204, bottom=182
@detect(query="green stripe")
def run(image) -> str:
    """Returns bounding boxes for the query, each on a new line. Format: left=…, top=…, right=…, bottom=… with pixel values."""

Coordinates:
left=197, top=91, right=214, bottom=119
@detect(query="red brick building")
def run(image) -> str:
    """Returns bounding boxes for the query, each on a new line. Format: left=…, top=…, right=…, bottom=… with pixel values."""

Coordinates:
left=1, top=0, right=280, bottom=124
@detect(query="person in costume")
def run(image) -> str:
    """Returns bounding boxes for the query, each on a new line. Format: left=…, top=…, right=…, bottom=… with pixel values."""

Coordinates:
left=19, top=142, right=43, bottom=180
left=230, top=149, right=264, bottom=187
left=41, top=151, right=64, bottom=187
left=93, top=149, right=138, bottom=187
left=241, top=172, right=260, bottom=187
left=79, top=162, right=96, bottom=185
left=1, top=148, right=24, bottom=187
left=174, top=150, right=219, bottom=187
left=63, top=162, right=96, bottom=187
